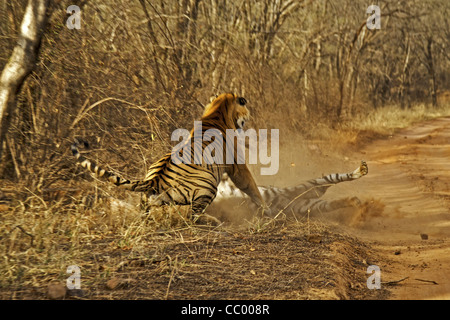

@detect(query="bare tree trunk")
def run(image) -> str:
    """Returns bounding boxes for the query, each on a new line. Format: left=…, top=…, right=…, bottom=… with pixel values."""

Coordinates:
left=338, top=21, right=375, bottom=121
left=0, top=0, right=50, bottom=161
left=399, top=34, right=411, bottom=109
left=425, top=37, right=438, bottom=107
left=338, top=64, right=354, bottom=120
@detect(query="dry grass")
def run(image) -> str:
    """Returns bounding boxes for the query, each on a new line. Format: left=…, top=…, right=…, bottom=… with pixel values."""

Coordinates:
left=0, top=193, right=184, bottom=298
left=351, top=103, right=450, bottom=135
left=0, top=193, right=388, bottom=299
left=0, top=187, right=252, bottom=297
left=0, top=172, right=388, bottom=300
left=298, top=103, right=450, bottom=154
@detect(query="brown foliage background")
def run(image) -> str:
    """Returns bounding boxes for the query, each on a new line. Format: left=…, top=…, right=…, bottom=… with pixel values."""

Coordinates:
left=0, top=0, right=449, bottom=189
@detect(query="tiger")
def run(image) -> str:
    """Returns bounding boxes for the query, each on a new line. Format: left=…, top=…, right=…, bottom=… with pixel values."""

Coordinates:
left=210, top=161, right=368, bottom=218
left=71, top=93, right=268, bottom=220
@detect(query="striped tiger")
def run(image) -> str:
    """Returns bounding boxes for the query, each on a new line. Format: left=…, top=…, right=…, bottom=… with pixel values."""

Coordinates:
left=212, top=161, right=368, bottom=217
left=71, top=93, right=268, bottom=219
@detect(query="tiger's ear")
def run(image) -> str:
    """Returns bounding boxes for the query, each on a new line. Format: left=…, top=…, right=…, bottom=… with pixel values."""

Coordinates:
left=203, top=94, right=221, bottom=116
left=209, top=94, right=219, bottom=103
left=237, top=97, right=247, bottom=106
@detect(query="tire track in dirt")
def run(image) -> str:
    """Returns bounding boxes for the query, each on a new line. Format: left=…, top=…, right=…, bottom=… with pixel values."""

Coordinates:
left=348, top=117, right=450, bottom=299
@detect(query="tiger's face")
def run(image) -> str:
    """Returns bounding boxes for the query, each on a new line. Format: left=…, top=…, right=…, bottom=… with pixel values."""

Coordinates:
left=204, top=93, right=250, bottom=130
left=234, top=96, right=250, bottom=130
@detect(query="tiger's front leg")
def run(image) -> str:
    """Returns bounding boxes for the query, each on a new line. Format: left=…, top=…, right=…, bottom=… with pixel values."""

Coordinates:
left=230, top=164, right=272, bottom=216
left=191, top=195, right=222, bottom=225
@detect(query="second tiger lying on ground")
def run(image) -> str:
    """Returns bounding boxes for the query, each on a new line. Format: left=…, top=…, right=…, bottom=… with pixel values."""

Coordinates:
left=208, top=161, right=368, bottom=221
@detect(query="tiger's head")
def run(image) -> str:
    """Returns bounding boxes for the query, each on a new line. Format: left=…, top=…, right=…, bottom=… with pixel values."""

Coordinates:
left=202, top=93, right=250, bottom=130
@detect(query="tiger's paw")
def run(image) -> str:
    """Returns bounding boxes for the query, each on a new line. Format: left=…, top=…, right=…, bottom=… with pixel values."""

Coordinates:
left=261, top=205, right=273, bottom=217
left=351, top=161, right=368, bottom=179
left=348, top=196, right=362, bottom=207
left=192, top=213, right=222, bottom=226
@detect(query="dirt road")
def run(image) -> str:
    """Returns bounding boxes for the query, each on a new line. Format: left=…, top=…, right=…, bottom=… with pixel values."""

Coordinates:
left=346, top=117, right=450, bottom=299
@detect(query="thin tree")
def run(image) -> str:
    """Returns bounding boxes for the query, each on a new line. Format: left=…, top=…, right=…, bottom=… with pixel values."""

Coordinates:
left=0, top=0, right=51, bottom=161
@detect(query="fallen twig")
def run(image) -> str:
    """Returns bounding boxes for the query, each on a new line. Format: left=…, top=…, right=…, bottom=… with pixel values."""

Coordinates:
left=415, top=278, right=438, bottom=285
left=382, top=276, right=409, bottom=285
left=12, top=225, right=35, bottom=247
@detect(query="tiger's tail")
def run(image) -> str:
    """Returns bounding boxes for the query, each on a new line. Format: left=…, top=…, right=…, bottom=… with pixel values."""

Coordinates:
left=71, top=140, right=150, bottom=192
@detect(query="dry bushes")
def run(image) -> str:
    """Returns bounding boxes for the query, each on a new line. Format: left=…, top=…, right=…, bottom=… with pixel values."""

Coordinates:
left=0, top=0, right=449, bottom=189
